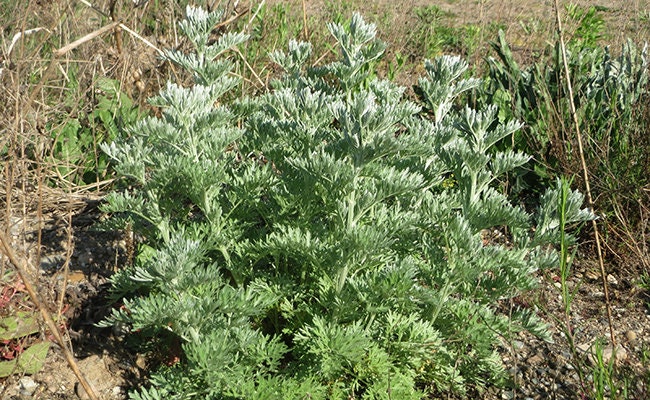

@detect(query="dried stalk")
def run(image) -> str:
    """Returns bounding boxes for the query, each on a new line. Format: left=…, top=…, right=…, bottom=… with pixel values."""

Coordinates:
left=109, top=0, right=123, bottom=54
left=553, top=0, right=616, bottom=346
left=54, top=21, right=120, bottom=57
left=302, top=0, right=309, bottom=40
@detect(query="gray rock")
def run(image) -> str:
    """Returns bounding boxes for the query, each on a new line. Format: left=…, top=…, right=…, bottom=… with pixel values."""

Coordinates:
left=19, top=377, right=38, bottom=397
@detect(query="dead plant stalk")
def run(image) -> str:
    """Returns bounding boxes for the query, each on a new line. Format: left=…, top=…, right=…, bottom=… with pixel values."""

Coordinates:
left=552, top=0, right=616, bottom=346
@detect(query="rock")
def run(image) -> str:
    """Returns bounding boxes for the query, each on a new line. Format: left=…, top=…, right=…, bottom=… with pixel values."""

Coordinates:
left=602, top=345, right=627, bottom=364
left=577, top=342, right=628, bottom=365
left=577, top=342, right=591, bottom=353
left=625, top=330, right=637, bottom=343
left=40, top=254, right=65, bottom=270
left=607, top=274, right=618, bottom=286
left=512, top=340, right=525, bottom=350
left=528, top=354, right=544, bottom=365
left=19, top=377, right=39, bottom=397
left=75, top=381, right=99, bottom=400
left=585, top=270, right=599, bottom=281
left=73, top=355, right=121, bottom=400
left=135, top=353, right=147, bottom=370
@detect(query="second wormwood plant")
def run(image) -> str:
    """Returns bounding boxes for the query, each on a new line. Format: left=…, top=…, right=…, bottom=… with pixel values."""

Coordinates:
left=100, top=7, right=593, bottom=399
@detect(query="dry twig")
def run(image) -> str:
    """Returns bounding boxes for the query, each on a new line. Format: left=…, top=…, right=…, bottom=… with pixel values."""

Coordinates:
left=553, top=0, right=616, bottom=346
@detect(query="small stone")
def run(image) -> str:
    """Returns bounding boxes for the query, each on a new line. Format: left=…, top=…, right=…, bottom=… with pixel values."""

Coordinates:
left=19, top=377, right=39, bottom=396
left=40, top=254, right=65, bottom=270
left=75, top=381, right=98, bottom=400
left=625, top=330, right=637, bottom=343
left=512, top=340, right=525, bottom=350
left=607, top=274, right=618, bottom=286
left=73, top=355, right=121, bottom=399
left=585, top=270, right=599, bottom=281
left=577, top=342, right=591, bottom=353
left=135, top=353, right=147, bottom=370
left=528, top=354, right=544, bottom=365
left=602, top=345, right=627, bottom=364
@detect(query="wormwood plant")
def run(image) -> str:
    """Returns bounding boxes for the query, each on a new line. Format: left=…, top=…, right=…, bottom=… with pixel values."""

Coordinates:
left=100, top=6, right=592, bottom=399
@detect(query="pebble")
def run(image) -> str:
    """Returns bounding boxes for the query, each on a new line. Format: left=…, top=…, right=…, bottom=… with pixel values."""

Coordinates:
left=625, top=330, right=637, bottom=343
left=19, top=377, right=39, bottom=397
left=607, top=274, right=618, bottom=286
left=512, top=340, right=525, bottom=350
left=577, top=342, right=592, bottom=353
left=40, top=254, right=65, bottom=270
left=602, top=345, right=627, bottom=364
left=75, top=381, right=98, bottom=400
left=578, top=342, right=628, bottom=365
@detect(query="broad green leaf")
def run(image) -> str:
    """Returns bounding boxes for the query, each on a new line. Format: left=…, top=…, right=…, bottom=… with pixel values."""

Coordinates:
left=0, top=341, right=51, bottom=377
left=0, top=311, right=40, bottom=340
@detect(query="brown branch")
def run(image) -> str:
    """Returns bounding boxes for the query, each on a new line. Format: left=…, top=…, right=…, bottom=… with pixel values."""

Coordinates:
left=213, top=7, right=250, bottom=31
left=109, top=0, right=123, bottom=55
left=54, top=21, right=120, bottom=57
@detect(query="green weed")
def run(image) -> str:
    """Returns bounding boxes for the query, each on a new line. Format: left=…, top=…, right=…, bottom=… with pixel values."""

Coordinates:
left=47, top=77, right=141, bottom=185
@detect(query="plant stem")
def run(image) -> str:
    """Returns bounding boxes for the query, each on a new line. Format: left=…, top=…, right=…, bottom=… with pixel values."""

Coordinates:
left=553, top=0, right=616, bottom=346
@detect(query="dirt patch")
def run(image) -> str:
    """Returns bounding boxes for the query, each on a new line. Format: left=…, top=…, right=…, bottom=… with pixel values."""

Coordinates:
left=0, top=189, right=146, bottom=400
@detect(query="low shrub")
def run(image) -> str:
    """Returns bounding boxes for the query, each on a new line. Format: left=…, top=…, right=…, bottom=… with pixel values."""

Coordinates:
left=100, top=7, right=592, bottom=399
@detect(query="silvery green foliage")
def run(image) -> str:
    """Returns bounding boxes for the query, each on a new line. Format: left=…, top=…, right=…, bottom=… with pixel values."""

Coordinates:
left=101, top=8, right=592, bottom=399
left=418, top=56, right=481, bottom=124
left=164, top=5, right=248, bottom=85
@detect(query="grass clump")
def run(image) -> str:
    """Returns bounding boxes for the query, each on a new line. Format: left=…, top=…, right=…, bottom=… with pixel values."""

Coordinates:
left=481, top=25, right=649, bottom=273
